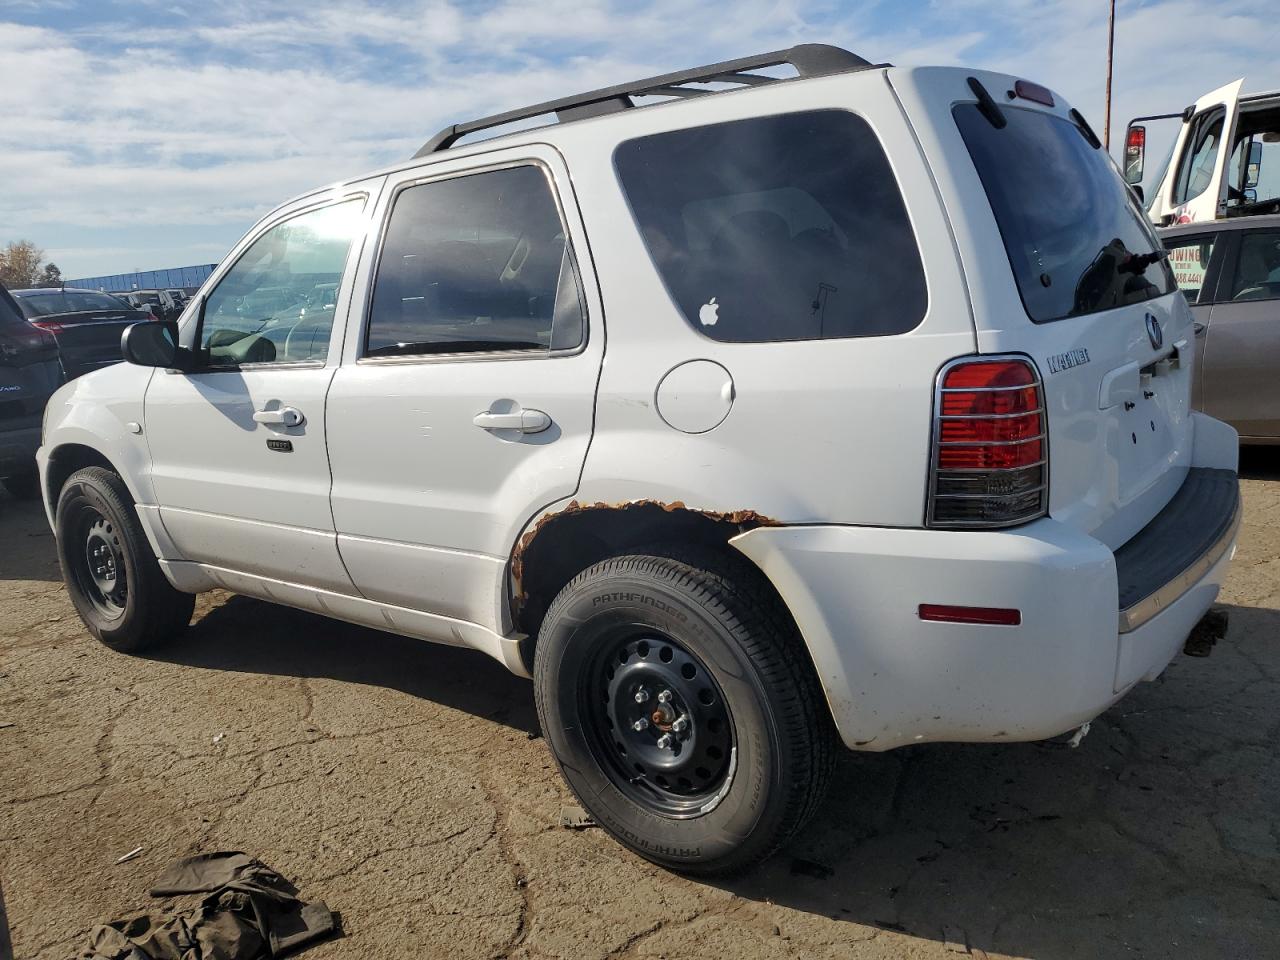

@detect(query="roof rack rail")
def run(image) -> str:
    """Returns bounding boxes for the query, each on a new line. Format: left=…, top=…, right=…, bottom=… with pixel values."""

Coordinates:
left=413, top=43, right=875, bottom=158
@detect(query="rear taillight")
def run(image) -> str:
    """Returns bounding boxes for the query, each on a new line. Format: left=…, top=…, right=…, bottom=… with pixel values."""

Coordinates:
left=928, top=356, right=1048, bottom=528
left=29, top=319, right=65, bottom=335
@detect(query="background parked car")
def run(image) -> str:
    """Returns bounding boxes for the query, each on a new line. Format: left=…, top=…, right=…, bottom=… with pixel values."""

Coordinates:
left=165, top=288, right=189, bottom=310
left=10, top=287, right=152, bottom=380
left=1162, top=213, right=1280, bottom=442
left=113, top=289, right=179, bottom=320
left=0, top=282, right=61, bottom=498
left=113, top=292, right=158, bottom=317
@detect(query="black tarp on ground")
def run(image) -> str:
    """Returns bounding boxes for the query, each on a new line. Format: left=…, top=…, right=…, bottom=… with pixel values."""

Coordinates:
left=78, top=852, right=335, bottom=960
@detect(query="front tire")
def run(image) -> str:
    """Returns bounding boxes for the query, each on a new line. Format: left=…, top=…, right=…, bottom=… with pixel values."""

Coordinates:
left=533, top=546, right=835, bottom=876
left=55, top=467, right=194, bottom=653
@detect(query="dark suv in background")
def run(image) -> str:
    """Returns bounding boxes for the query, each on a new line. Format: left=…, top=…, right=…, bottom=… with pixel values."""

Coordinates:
left=0, top=283, right=61, bottom=498
left=10, top=287, right=152, bottom=379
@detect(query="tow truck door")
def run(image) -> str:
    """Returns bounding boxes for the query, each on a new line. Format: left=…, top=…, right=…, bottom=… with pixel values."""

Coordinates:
left=1150, top=80, right=1243, bottom=226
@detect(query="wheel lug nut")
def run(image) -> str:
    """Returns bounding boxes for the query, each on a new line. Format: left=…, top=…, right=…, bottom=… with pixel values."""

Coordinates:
left=656, top=734, right=673, bottom=749
left=632, top=718, right=648, bottom=732
left=657, top=690, right=673, bottom=704
left=633, top=688, right=650, bottom=704
left=671, top=716, right=689, bottom=734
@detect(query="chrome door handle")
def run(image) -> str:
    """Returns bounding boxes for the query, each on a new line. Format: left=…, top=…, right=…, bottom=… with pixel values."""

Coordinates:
left=253, top=406, right=305, bottom=427
left=473, top=407, right=551, bottom=434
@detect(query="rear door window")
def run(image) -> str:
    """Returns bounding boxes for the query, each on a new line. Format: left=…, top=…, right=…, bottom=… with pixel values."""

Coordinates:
left=365, top=164, right=585, bottom=357
left=1228, top=230, right=1280, bottom=301
left=954, top=103, right=1175, bottom=323
left=614, top=110, right=927, bottom=342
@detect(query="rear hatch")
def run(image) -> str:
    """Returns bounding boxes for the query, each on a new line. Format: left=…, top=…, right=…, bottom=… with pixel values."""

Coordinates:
left=898, top=68, right=1195, bottom=548
left=15, top=290, right=147, bottom=379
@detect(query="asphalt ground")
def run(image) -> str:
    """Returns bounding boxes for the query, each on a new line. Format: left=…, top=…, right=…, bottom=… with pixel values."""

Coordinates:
left=2, top=450, right=1277, bottom=959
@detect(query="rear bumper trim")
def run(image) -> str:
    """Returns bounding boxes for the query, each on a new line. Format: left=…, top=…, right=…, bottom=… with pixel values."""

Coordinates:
left=1117, top=470, right=1241, bottom=633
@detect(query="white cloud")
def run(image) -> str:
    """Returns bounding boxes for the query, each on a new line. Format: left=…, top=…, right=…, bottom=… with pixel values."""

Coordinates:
left=1, top=0, right=1277, bottom=277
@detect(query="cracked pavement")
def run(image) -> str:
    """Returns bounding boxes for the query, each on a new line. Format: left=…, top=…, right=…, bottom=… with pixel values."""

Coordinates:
left=1, top=451, right=1277, bottom=960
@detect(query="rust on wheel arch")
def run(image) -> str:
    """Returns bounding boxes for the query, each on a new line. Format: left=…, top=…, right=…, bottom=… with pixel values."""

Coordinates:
left=509, top=499, right=782, bottom=610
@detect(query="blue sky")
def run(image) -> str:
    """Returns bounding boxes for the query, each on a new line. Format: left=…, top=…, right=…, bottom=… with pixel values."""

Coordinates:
left=1, top=0, right=1277, bottom=279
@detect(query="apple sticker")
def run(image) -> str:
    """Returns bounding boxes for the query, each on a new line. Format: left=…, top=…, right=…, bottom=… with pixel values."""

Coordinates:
left=699, top=296, right=719, bottom=326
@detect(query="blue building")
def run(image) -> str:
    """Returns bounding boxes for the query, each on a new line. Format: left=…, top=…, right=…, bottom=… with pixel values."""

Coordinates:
left=65, top=263, right=218, bottom=293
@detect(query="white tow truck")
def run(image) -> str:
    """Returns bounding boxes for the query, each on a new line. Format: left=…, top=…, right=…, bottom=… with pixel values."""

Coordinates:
left=1125, top=79, right=1280, bottom=226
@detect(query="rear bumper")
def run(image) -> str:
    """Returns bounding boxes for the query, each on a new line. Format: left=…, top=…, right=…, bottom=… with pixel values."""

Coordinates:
left=731, top=417, right=1240, bottom=752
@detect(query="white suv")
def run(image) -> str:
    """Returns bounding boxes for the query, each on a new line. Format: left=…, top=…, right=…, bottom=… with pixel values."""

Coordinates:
left=38, top=46, right=1241, bottom=874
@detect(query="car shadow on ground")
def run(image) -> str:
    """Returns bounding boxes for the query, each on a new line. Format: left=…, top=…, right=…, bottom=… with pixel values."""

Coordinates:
left=148, top=593, right=540, bottom=736
left=0, top=494, right=61, bottom=583
left=1239, top=444, right=1280, bottom=481
left=722, top=601, right=1280, bottom=958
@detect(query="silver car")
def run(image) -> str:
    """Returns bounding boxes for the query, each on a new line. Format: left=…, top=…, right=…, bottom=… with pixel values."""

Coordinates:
left=1162, top=214, right=1280, bottom=443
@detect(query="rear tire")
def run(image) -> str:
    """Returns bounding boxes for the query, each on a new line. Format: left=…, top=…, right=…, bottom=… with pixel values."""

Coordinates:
left=1, top=469, right=40, bottom=500
left=55, top=467, right=194, bottom=653
left=533, top=545, right=835, bottom=876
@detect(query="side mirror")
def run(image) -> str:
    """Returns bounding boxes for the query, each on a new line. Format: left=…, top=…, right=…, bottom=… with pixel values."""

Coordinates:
left=121, top=319, right=187, bottom=370
left=1123, top=124, right=1146, bottom=184
left=1245, top=140, right=1262, bottom=188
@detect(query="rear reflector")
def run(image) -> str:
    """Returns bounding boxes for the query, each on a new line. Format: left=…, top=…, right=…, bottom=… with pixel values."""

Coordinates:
left=928, top=356, right=1048, bottom=528
left=919, top=604, right=1022, bottom=626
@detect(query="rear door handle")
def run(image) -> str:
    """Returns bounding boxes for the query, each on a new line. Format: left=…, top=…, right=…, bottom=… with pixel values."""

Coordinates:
left=1193, top=321, right=1207, bottom=338
left=253, top=406, right=305, bottom=427
left=473, top=407, right=551, bottom=434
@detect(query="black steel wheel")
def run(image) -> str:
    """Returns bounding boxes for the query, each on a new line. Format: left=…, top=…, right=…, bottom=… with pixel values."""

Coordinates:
left=69, top=510, right=130, bottom=622
left=587, top=628, right=735, bottom=818
left=534, top=545, right=835, bottom=876
left=56, top=466, right=194, bottom=652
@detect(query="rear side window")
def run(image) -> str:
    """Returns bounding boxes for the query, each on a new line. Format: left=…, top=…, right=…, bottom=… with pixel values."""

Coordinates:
left=615, top=110, right=927, bottom=342
left=366, top=165, right=585, bottom=358
left=954, top=103, right=1175, bottom=323
left=0, top=286, right=24, bottom=327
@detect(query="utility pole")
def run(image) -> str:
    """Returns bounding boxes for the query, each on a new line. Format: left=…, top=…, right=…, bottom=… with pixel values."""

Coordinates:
left=1104, top=0, right=1116, bottom=151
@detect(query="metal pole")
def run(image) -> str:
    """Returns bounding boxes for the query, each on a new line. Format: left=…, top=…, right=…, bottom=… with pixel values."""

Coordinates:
left=1104, top=0, right=1116, bottom=151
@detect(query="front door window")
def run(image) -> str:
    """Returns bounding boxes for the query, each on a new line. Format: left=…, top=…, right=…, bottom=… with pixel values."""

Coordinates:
left=200, top=198, right=364, bottom=367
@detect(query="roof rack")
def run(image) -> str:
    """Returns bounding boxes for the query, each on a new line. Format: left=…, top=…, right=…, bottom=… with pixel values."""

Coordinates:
left=413, top=43, right=875, bottom=158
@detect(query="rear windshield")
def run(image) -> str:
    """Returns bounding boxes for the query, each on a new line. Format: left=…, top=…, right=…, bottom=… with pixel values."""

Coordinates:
left=615, top=110, right=927, bottom=342
left=15, top=291, right=131, bottom=316
left=954, top=103, right=1174, bottom=323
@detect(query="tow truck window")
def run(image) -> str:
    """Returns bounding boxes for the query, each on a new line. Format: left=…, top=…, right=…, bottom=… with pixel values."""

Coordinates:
left=1173, top=110, right=1225, bottom=206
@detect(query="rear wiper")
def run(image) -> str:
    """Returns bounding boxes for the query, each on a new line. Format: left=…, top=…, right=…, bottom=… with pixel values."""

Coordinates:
left=966, top=77, right=1006, bottom=130
left=1118, top=249, right=1169, bottom=276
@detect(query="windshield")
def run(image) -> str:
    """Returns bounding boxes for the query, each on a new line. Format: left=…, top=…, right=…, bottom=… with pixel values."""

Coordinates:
left=954, top=103, right=1174, bottom=323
